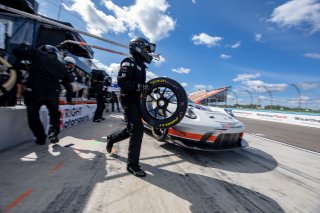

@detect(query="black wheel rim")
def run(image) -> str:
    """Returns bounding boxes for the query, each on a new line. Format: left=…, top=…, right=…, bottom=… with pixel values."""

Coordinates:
left=140, top=77, right=188, bottom=128
left=145, top=87, right=178, bottom=120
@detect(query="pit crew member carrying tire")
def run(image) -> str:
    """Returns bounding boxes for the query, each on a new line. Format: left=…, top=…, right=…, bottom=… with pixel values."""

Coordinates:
left=105, top=37, right=156, bottom=177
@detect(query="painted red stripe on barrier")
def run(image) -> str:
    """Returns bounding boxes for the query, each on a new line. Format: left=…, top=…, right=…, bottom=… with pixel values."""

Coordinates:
left=51, top=162, right=64, bottom=172
left=5, top=189, right=32, bottom=212
left=59, top=100, right=96, bottom=105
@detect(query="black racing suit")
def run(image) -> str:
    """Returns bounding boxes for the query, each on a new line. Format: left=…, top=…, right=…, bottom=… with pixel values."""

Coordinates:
left=93, top=80, right=110, bottom=120
left=65, top=68, right=76, bottom=103
left=108, top=56, right=146, bottom=167
left=13, top=46, right=71, bottom=142
left=111, top=92, right=120, bottom=112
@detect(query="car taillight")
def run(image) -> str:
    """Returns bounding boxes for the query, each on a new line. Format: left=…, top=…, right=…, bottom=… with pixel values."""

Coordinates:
left=240, top=132, right=244, bottom=138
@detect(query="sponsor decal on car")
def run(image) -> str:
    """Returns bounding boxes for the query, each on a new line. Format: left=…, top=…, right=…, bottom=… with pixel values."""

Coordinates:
left=159, top=117, right=179, bottom=128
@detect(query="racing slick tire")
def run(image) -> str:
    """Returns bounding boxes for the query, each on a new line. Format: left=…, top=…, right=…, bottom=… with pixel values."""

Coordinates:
left=140, top=77, right=188, bottom=129
left=0, top=57, right=17, bottom=97
left=151, top=127, right=168, bottom=142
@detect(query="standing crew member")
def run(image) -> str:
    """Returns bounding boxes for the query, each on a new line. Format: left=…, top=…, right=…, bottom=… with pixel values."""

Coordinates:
left=93, top=75, right=111, bottom=122
left=111, top=91, right=120, bottom=112
left=13, top=44, right=72, bottom=144
left=106, top=37, right=156, bottom=177
left=63, top=56, right=76, bottom=105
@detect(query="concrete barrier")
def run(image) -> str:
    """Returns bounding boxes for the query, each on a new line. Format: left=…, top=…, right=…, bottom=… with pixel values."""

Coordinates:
left=233, top=109, right=320, bottom=128
left=0, top=104, right=97, bottom=150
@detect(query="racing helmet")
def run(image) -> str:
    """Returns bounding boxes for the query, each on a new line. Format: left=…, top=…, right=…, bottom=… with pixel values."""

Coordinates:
left=129, top=37, right=156, bottom=64
left=63, top=56, right=76, bottom=69
left=104, top=75, right=112, bottom=86
left=38, top=45, right=60, bottom=59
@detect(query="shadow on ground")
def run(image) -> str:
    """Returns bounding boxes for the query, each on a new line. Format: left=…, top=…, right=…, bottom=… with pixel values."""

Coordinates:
left=106, top=155, right=285, bottom=213
left=0, top=143, right=108, bottom=213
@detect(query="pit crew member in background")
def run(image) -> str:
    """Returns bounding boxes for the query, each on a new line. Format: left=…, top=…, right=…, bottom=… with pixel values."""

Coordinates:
left=63, top=56, right=76, bottom=105
left=93, top=75, right=111, bottom=122
left=110, top=91, right=120, bottom=112
left=13, top=44, right=71, bottom=144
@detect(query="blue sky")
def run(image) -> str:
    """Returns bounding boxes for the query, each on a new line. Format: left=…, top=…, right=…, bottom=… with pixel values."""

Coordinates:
left=38, top=0, right=320, bottom=108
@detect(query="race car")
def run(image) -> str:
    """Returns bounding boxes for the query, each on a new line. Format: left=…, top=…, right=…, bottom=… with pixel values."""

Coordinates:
left=144, top=98, right=246, bottom=150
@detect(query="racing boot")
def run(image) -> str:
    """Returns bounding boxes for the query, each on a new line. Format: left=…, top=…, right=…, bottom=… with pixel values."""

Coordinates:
left=48, top=129, right=59, bottom=144
left=35, top=139, right=46, bottom=145
left=106, top=136, right=113, bottom=153
left=127, top=165, right=146, bottom=177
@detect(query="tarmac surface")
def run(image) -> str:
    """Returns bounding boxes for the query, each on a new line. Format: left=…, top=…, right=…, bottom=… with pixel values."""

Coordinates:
left=1, top=112, right=319, bottom=213
left=238, top=117, right=320, bottom=152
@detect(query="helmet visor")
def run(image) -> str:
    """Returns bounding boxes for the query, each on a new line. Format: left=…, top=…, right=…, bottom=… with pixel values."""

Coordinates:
left=66, top=63, right=75, bottom=69
left=145, top=43, right=156, bottom=53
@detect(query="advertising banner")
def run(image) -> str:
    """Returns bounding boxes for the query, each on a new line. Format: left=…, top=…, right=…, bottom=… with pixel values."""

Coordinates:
left=233, top=109, right=320, bottom=128
left=59, top=104, right=97, bottom=130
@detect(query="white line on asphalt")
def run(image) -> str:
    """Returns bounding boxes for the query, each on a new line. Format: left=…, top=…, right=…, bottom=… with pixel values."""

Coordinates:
left=246, top=133, right=320, bottom=155
left=252, top=133, right=266, bottom=137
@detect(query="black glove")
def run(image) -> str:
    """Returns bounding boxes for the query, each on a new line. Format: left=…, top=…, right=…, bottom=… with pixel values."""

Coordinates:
left=137, top=83, right=150, bottom=94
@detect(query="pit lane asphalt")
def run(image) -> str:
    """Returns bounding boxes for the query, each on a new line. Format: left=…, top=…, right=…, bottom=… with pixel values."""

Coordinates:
left=1, top=112, right=319, bottom=213
left=237, top=117, right=320, bottom=153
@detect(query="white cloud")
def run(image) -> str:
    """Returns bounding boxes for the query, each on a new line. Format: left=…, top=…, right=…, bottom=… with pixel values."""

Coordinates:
left=297, top=82, right=320, bottom=90
left=289, top=95, right=310, bottom=104
left=172, top=67, right=191, bottom=74
left=181, top=82, right=188, bottom=87
left=194, top=84, right=213, bottom=91
left=63, top=0, right=126, bottom=36
left=192, top=0, right=196, bottom=4
left=103, top=0, right=175, bottom=42
left=146, top=70, right=158, bottom=81
left=245, top=80, right=287, bottom=92
left=300, top=95, right=311, bottom=101
left=233, top=73, right=261, bottom=82
left=229, top=41, right=241, bottom=49
left=65, top=0, right=175, bottom=42
left=92, top=59, right=159, bottom=82
left=258, top=95, right=267, bottom=100
left=192, top=33, right=223, bottom=47
left=255, top=33, right=262, bottom=42
left=269, top=0, right=320, bottom=33
left=194, top=84, right=206, bottom=90
left=92, top=59, right=120, bottom=83
left=303, top=53, right=320, bottom=59
left=154, top=55, right=166, bottom=67
left=227, top=94, right=235, bottom=100
left=220, top=54, right=232, bottom=60
left=233, top=73, right=287, bottom=92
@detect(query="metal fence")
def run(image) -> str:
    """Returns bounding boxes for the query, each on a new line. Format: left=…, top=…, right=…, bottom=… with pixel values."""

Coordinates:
left=220, top=81, right=320, bottom=112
